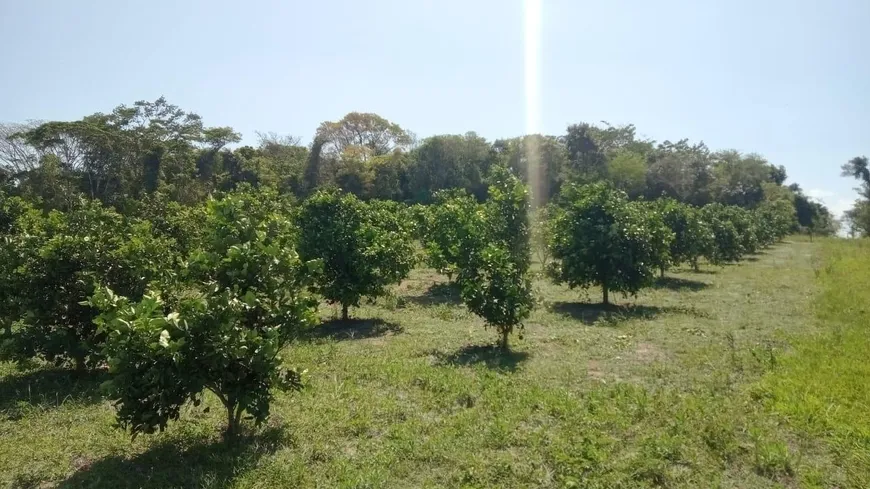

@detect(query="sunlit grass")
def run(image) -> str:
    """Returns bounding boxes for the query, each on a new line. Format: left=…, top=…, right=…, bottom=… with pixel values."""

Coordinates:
left=1, top=239, right=866, bottom=487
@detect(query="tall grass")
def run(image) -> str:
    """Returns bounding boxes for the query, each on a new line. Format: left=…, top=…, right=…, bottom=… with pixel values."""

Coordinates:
left=761, top=238, right=870, bottom=487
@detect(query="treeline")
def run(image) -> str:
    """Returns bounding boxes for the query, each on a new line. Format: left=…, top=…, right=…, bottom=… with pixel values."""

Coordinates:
left=0, top=97, right=838, bottom=235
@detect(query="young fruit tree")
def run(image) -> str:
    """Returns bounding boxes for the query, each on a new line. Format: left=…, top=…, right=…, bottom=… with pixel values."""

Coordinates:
left=724, top=205, right=760, bottom=255
left=546, top=183, right=673, bottom=305
left=701, top=203, right=744, bottom=264
left=1, top=199, right=173, bottom=370
left=656, top=199, right=715, bottom=273
left=88, top=191, right=319, bottom=438
left=457, top=166, right=533, bottom=350
left=297, top=191, right=416, bottom=320
left=753, top=199, right=795, bottom=246
left=420, top=189, right=482, bottom=280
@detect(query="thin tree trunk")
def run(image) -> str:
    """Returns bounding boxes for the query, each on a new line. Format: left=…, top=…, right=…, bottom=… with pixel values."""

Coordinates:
left=660, top=266, right=665, bottom=279
left=692, top=257, right=699, bottom=272
left=341, top=304, right=349, bottom=321
left=223, top=400, right=237, bottom=439
left=500, top=329, right=509, bottom=351
left=602, top=283, right=609, bottom=305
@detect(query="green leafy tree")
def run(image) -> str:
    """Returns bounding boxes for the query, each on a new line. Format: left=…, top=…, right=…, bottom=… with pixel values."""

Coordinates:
left=754, top=199, right=796, bottom=246
left=561, top=123, right=607, bottom=183
left=408, top=132, right=494, bottom=202
left=607, top=150, right=647, bottom=199
left=457, top=167, right=533, bottom=349
left=1, top=199, right=173, bottom=370
left=297, top=191, right=416, bottom=320
left=841, top=156, right=870, bottom=237
left=656, top=198, right=714, bottom=273
left=723, top=205, right=759, bottom=255
left=701, top=204, right=743, bottom=264
left=420, top=189, right=483, bottom=280
left=88, top=191, right=318, bottom=438
left=546, top=183, right=673, bottom=304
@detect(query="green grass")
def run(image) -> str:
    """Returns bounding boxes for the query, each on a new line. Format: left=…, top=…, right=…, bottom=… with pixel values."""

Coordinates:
left=1, top=238, right=867, bottom=488
left=756, top=238, right=870, bottom=488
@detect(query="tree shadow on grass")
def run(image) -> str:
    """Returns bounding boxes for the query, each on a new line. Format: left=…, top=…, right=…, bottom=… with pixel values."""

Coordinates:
left=689, top=269, right=718, bottom=275
left=550, top=302, right=711, bottom=325
left=0, top=367, right=106, bottom=420
left=430, top=344, right=529, bottom=373
left=303, top=318, right=404, bottom=341
left=405, top=282, right=462, bottom=307
left=652, top=276, right=710, bottom=291
left=54, top=428, right=288, bottom=489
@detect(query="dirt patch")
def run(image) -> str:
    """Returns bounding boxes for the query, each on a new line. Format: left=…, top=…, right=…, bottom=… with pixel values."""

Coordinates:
left=587, top=360, right=606, bottom=380
left=634, top=342, right=666, bottom=362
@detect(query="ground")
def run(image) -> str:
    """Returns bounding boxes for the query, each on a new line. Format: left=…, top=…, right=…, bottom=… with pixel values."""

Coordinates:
left=1, top=238, right=868, bottom=488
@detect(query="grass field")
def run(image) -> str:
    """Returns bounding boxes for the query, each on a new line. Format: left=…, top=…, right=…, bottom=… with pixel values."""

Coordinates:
left=1, top=238, right=868, bottom=488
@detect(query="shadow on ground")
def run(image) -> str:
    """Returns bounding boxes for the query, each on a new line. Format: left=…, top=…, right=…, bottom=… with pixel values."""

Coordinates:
left=690, top=269, right=718, bottom=275
left=304, top=318, right=404, bottom=341
left=53, top=428, right=288, bottom=489
left=430, top=344, right=529, bottom=372
left=652, top=276, right=710, bottom=291
left=0, top=367, right=106, bottom=419
left=550, top=302, right=711, bottom=325
left=405, top=282, right=462, bottom=307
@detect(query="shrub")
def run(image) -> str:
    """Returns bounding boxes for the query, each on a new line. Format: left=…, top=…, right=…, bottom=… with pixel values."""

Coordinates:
left=297, top=191, right=416, bottom=320
left=546, top=183, right=672, bottom=304
left=89, top=191, right=318, bottom=438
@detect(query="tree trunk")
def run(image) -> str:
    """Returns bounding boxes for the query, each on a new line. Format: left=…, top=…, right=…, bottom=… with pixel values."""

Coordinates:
left=660, top=266, right=665, bottom=279
left=692, top=257, right=699, bottom=272
left=500, top=329, right=510, bottom=351
left=73, top=355, right=86, bottom=373
left=223, top=400, right=237, bottom=439
left=602, top=283, right=609, bottom=305
left=341, top=303, right=349, bottom=321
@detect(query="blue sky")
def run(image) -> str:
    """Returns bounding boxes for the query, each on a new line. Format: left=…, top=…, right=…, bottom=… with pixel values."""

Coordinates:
left=1, top=0, right=867, bottom=216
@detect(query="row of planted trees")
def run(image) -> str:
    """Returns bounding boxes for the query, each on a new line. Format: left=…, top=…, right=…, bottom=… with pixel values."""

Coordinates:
left=0, top=167, right=794, bottom=437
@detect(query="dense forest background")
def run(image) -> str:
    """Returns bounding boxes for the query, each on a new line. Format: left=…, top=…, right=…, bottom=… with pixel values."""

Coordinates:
left=0, top=97, right=852, bottom=235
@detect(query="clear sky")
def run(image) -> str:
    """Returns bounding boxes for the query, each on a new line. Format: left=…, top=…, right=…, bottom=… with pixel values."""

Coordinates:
left=1, top=0, right=867, bottom=216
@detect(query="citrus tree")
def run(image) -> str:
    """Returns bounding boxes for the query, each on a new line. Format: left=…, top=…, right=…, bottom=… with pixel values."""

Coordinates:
left=1, top=199, right=173, bottom=370
left=297, top=191, right=416, bottom=320
left=725, top=205, right=760, bottom=255
left=457, top=166, right=533, bottom=349
left=420, top=189, right=482, bottom=280
left=701, top=203, right=743, bottom=264
left=656, top=198, right=714, bottom=273
left=546, top=183, right=672, bottom=304
left=754, top=199, right=795, bottom=246
left=89, top=191, right=318, bottom=438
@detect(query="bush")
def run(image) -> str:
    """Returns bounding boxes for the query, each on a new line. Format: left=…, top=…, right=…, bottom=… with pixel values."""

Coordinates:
left=89, top=191, right=318, bottom=438
left=546, top=183, right=672, bottom=304
left=1, top=199, right=173, bottom=370
left=297, top=191, right=416, bottom=320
